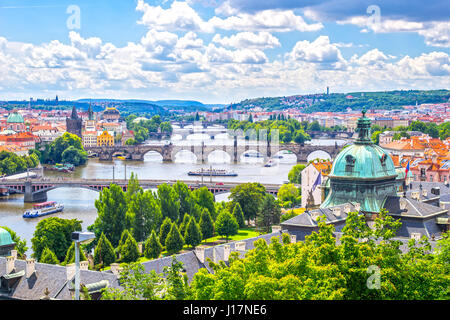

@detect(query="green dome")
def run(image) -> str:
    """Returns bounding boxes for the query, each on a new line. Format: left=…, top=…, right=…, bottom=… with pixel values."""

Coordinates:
left=7, top=111, right=24, bottom=124
left=329, top=144, right=397, bottom=180
left=0, top=227, right=14, bottom=247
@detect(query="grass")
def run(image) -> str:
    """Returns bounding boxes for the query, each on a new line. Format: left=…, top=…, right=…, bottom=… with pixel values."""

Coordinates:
left=202, top=227, right=261, bottom=243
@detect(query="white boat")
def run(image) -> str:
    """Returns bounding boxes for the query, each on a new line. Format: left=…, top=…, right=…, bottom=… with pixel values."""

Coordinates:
left=23, top=201, right=64, bottom=219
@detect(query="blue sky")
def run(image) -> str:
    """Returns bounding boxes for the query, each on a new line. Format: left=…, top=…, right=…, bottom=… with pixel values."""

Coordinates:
left=0, top=0, right=448, bottom=103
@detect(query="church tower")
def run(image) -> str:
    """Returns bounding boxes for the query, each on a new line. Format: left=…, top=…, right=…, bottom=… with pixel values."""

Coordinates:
left=66, top=105, right=82, bottom=138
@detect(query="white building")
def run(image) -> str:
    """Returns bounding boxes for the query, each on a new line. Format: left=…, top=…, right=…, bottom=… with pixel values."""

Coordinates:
left=301, top=160, right=332, bottom=208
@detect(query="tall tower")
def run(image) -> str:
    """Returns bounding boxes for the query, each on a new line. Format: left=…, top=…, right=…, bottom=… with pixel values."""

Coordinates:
left=66, top=106, right=82, bottom=138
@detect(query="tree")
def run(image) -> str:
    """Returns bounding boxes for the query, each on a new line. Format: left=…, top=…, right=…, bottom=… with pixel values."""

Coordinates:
left=199, top=208, right=214, bottom=241
left=40, top=247, right=59, bottom=265
left=62, top=241, right=87, bottom=266
left=184, top=217, right=202, bottom=249
left=120, top=235, right=140, bottom=263
left=91, top=184, right=128, bottom=247
left=277, top=183, right=300, bottom=207
left=179, top=214, right=191, bottom=238
left=215, top=211, right=239, bottom=241
left=165, top=223, right=184, bottom=255
left=42, top=132, right=87, bottom=166
left=126, top=172, right=142, bottom=202
left=193, top=187, right=216, bottom=220
left=94, top=233, right=116, bottom=267
left=157, top=183, right=180, bottom=222
left=32, top=217, right=82, bottom=262
left=159, top=217, right=172, bottom=247
left=232, top=203, right=245, bottom=228
left=173, top=181, right=194, bottom=222
left=371, top=131, right=382, bottom=144
left=144, top=230, right=163, bottom=259
left=101, top=263, right=165, bottom=300
left=127, top=190, right=162, bottom=242
left=288, top=164, right=306, bottom=184
left=61, top=146, right=88, bottom=166
left=257, top=195, right=281, bottom=233
left=229, top=183, right=266, bottom=224
left=164, top=257, right=190, bottom=300
left=0, top=226, right=28, bottom=259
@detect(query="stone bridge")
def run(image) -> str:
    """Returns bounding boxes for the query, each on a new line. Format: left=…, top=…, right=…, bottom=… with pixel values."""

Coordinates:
left=85, top=141, right=341, bottom=163
left=0, top=178, right=281, bottom=202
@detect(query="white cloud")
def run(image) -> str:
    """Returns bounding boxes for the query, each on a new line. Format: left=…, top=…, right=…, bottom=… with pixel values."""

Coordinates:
left=288, top=36, right=346, bottom=69
left=136, top=0, right=214, bottom=33
left=206, top=44, right=267, bottom=64
left=352, top=48, right=389, bottom=67
left=210, top=9, right=323, bottom=32
left=212, top=32, right=280, bottom=49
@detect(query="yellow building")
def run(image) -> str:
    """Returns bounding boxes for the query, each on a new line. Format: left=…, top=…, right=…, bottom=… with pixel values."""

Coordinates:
left=97, top=130, right=114, bottom=147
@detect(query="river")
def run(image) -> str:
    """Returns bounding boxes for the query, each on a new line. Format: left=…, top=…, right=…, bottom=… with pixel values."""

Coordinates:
left=0, top=127, right=347, bottom=257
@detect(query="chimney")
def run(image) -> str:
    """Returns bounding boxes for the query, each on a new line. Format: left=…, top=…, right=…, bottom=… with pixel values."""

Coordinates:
left=138, top=242, right=143, bottom=254
left=411, top=191, right=420, bottom=200
left=110, top=263, right=120, bottom=276
left=11, top=250, right=17, bottom=260
left=195, top=246, right=206, bottom=264
left=332, top=207, right=341, bottom=217
left=66, top=263, right=76, bottom=280
left=80, top=261, right=89, bottom=271
left=271, top=225, right=281, bottom=233
left=344, top=204, right=350, bottom=214
left=26, top=259, right=36, bottom=278
left=399, top=198, right=408, bottom=210
left=354, top=202, right=361, bottom=211
left=290, top=234, right=296, bottom=243
left=235, top=242, right=246, bottom=251
left=223, top=244, right=231, bottom=262
left=410, top=232, right=421, bottom=241
left=5, top=256, right=15, bottom=274
left=422, top=189, right=428, bottom=197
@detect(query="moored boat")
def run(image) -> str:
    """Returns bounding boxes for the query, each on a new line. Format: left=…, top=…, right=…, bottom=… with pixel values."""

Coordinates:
left=23, top=201, right=64, bottom=219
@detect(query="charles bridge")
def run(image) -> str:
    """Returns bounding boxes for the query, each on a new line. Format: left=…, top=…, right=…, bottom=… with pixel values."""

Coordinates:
left=85, top=141, right=342, bottom=163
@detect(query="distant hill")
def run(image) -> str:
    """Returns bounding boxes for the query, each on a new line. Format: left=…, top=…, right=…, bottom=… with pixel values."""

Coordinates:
left=77, top=98, right=208, bottom=108
left=228, top=89, right=450, bottom=113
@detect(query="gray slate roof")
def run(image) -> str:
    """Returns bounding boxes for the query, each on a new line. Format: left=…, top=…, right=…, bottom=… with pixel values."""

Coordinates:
left=0, top=258, right=120, bottom=300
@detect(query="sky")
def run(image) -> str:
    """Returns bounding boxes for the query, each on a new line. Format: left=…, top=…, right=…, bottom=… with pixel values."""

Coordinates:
left=0, top=0, right=448, bottom=104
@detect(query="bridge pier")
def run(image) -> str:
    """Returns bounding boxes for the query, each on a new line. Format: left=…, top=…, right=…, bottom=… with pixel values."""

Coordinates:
left=24, top=181, right=48, bottom=203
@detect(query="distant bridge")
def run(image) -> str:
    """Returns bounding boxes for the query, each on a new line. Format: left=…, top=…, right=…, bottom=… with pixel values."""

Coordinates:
left=86, top=141, right=341, bottom=162
left=0, top=178, right=281, bottom=203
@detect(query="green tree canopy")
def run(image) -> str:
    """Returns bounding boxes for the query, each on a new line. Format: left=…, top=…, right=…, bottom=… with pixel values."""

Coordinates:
left=31, top=217, right=82, bottom=262
left=193, top=187, right=216, bottom=220
left=229, top=182, right=266, bottom=223
left=157, top=184, right=180, bottom=222
left=159, top=217, right=173, bottom=247
left=40, top=247, right=59, bottom=265
left=94, top=232, right=116, bottom=267
left=288, top=164, right=306, bottom=184
left=62, top=241, right=87, bottom=266
left=184, top=216, right=202, bottom=249
left=127, top=189, right=162, bottom=242
left=257, top=195, right=281, bottom=233
left=144, top=230, right=163, bottom=260
left=232, top=203, right=245, bottom=228
left=165, top=223, right=184, bottom=255
left=199, top=208, right=214, bottom=241
left=214, top=211, right=239, bottom=241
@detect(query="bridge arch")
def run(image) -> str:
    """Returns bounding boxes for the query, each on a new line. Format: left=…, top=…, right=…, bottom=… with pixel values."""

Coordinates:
left=207, top=150, right=231, bottom=163
left=306, top=150, right=332, bottom=162
left=173, top=149, right=198, bottom=163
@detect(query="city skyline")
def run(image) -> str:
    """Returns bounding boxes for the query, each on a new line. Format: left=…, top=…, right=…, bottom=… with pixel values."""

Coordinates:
left=0, top=0, right=448, bottom=103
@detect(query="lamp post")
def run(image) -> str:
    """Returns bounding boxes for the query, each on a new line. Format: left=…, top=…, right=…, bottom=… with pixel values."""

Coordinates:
left=71, top=231, right=95, bottom=300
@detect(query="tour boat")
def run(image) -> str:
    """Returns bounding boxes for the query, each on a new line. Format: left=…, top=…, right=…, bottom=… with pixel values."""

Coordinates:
left=188, top=168, right=238, bottom=177
left=23, top=201, right=64, bottom=219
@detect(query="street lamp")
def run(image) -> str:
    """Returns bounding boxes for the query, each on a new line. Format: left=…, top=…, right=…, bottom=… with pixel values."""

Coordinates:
left=71, top=231, right=95, bottom=300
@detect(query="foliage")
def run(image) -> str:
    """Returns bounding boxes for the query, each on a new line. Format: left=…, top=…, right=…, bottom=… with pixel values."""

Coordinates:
left=31, top=217, right=82, bottom=262
left=94, top=233, right=116, bottom=267
left=193, top=187, right=216, bottom=220
left=277, top=183, right=301, bottom=208
left=256, top=195, right=281, bottom=233
left=179, top=213, right=191, bottom=238
left=199, top=208, right=215, bottom=241
left=91, top=184, right=128, bottom=247
left=40, top=132, right=87, bottom=166
left=165, top=223, right=185, bottom=255
left=40, top=247, right=59, bottom=265
left=120, top=234, right=140, bottom=263
left=127, top=189, right=162, bottom=242
left=0, top=226, right=28, bottom=258
left=214, top=211, right=239, bottom=241
left=232, top=203, right=245, bottom=228
left=288, top=164, right=306, bottom=184
left=190, top=211, right=450, bottom=300
left=280, top=210, right=300, bottom=223
left=62, top=241, right=87, bottom=266
left=144, top=230, right=163, bottom=260
left=159, top=217, right=173, bottom=247
left=229, top=182, right=266, bottom=223
left=184, top=216, right=202, bottom=248
left=157, top=183, right=180, bottom=222
left=0, top=151, right=39, bottom=176
left=163, top=257, right=190, bottom=300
